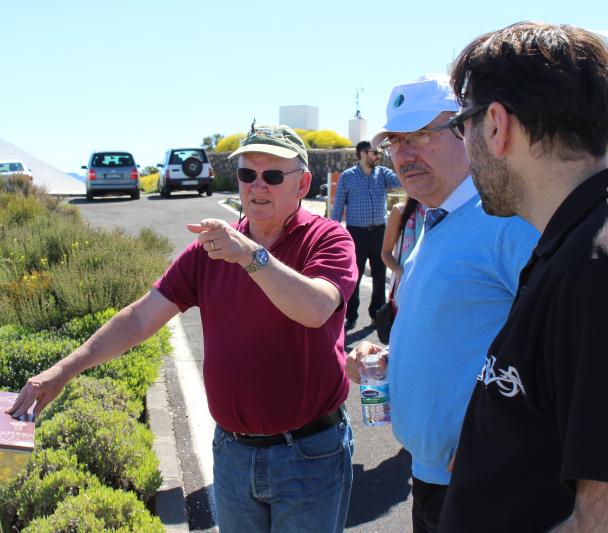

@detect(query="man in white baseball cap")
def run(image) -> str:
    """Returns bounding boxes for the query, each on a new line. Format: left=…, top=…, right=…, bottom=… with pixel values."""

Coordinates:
left=347, top=74, right=538, bottom=532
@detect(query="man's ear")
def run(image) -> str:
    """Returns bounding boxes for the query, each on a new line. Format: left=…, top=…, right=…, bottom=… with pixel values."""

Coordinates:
left=297, top=171, right=312, bottom=199
left=486, top=102, right=512, bottom=158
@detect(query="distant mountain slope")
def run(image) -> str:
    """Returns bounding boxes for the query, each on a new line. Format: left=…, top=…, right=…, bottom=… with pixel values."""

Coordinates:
left=0, top=137, right=85, bottom=195
left=67, top=172, right=86, bottom=183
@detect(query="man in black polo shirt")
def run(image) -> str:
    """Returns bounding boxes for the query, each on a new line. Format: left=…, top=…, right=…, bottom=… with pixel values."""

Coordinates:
left=438, top=22, right=608, bottom=532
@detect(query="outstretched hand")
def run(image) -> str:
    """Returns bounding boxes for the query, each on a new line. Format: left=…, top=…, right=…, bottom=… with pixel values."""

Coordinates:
left=186, top=218, right=255, bottom=266
left=6, top=365, right=69, bottom=420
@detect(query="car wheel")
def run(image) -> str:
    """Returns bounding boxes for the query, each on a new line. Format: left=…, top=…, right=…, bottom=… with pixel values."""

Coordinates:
left=205, top=185, right=213, bottom=197
left=182, top=157, right=203, bottom=178
left=197, top=188, right=204, bottom=196
left=160, top=183, right=170, bottom=198
left=86, top=190, right=94, bottom=201
left=131, top=189, right=140, bottom=200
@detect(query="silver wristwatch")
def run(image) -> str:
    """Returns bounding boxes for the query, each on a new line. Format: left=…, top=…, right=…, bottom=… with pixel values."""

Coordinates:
left=243, top=246, right=270, bottom=273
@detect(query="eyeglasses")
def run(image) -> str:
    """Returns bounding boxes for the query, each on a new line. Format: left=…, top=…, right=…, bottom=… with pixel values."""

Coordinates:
left=236, top=167, right=303, bottom=185
left=447, top=104, right=490, bottom=140
left=379, top=122, right=452, bottom=156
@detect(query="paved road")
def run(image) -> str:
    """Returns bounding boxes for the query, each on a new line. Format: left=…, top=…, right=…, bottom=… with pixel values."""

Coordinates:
left=71, top=191, right=413, bottom=532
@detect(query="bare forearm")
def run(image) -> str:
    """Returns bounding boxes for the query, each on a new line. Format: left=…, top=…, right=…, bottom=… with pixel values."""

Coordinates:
left=551, top=480, right=608, bottom=532
left=250, top=255, right=340, bottom=327
left=57, top=304, right=156, bottom=378
left=186, top=219, right=342, bottom=328
left=7, top=289, right=179, bottom=419
left=381, top=250, right=401, bottom=273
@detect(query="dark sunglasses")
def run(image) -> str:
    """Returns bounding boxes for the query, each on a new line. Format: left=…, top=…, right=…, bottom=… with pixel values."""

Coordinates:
left=236, top=167, right=303, bottom=185
left=448, top=104, right=490, bottom=140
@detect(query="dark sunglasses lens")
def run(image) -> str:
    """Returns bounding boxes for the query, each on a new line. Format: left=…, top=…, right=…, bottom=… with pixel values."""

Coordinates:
left=237, top=168, right=257, bottom=183
left=261, top=170, right=284, bottom=185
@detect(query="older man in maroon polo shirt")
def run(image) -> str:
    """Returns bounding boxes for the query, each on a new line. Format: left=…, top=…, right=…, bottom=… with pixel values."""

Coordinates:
left=8, top=124, right=358, bottom=533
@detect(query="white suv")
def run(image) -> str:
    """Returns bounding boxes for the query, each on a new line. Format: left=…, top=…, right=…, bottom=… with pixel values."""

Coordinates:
left=157, top=148, right=214, bottom=198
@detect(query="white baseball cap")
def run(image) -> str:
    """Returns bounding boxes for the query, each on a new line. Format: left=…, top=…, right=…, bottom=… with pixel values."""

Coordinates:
left=371, top=74, right=459, bottom=148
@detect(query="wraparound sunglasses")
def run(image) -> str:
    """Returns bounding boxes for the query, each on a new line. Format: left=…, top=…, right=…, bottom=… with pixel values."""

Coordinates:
left=237, top=167, right=303, bottom=185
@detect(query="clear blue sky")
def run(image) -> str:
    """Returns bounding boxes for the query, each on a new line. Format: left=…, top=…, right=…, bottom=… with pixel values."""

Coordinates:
left=2, top=0, right=606, bottom=173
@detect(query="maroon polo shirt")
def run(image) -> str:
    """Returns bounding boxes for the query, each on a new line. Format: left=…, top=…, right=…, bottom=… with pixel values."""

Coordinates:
left=154, top=208, right=357, bottom=435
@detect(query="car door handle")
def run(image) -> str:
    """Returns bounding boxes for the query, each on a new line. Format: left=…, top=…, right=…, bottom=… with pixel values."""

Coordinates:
left=171, top=169, right=180, bottom=171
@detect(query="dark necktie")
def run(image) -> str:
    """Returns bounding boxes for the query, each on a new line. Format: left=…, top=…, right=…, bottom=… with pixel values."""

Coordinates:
left=424, top=208, right=449, bottom=232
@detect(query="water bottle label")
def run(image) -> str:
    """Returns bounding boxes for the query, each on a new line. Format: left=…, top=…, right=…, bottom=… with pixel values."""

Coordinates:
left=360, top=384, right=389, bottom=404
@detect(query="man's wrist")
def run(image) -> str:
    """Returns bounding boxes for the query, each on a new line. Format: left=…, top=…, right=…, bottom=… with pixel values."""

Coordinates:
left=239, top=241, right=258, bottom=267
left=242, top=245, right=270, bottom=273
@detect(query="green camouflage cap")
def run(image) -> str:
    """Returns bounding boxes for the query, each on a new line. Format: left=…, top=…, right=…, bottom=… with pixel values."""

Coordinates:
left=229, top=123, right=308, bottom=166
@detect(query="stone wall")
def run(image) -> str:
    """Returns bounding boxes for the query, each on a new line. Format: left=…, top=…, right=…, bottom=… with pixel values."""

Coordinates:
left=209, top=149, right=395, bottom=196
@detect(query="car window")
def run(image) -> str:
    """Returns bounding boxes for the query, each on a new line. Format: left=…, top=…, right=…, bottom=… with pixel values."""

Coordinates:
left=0, top=162, right=24, bottom=172
left=92, top=153, right=135, bottom=167
left=170, top=149, right=208, bottom=165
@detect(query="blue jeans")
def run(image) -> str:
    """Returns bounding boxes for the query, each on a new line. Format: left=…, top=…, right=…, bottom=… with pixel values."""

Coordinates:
left=212, top=417, right=354, bottom=532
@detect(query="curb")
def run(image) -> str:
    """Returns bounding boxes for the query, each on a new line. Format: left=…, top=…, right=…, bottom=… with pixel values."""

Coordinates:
left=147, top=366, right=190, bottom=532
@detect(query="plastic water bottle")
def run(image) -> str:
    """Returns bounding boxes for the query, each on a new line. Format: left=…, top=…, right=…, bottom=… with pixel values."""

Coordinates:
left=359, top=350, right=391, bottom=427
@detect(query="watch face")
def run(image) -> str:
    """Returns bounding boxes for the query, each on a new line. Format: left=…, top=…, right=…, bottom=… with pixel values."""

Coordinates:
left=255, top=247, right=269, bottom=267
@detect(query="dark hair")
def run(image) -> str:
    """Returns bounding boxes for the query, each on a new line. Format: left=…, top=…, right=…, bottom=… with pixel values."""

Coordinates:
left=400, top=196, right=420, bottom=231
left=451, top=22, right=608, bottom=158
left=356, top=141, right=371, bottom=159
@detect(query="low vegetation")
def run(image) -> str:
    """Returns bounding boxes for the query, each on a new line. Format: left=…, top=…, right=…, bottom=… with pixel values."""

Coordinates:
left=214, top=128, right=352, bottom=152
left=0, top=179, right=171, bottom=531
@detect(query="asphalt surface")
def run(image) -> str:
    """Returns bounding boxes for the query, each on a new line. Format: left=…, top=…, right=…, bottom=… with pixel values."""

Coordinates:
left=72, top=191, right=413, bottom=532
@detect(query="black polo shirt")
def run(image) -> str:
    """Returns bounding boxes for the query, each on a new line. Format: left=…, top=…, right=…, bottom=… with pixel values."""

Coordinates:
left=439, top=169, right=608, bottom=533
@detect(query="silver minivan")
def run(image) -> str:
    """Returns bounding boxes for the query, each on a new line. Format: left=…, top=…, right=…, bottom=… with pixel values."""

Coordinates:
left=82, top=151, right=140, bottom=201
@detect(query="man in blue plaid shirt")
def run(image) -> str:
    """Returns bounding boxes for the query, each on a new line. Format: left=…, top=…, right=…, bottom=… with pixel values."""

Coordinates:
left=331, top=141, right=400, bottom=330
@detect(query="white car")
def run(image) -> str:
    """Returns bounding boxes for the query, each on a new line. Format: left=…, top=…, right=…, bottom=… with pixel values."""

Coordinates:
left=0, top=160, right=33, bottom=181
left=156, top=148, right=214, bottom=198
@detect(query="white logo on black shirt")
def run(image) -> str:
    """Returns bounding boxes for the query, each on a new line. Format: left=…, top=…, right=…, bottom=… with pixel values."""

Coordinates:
left=477, top=356, right=526, bottom=397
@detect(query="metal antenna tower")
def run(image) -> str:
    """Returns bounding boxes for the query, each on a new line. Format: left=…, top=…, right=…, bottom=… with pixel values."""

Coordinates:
left=354, top=87, right=364, bottom=119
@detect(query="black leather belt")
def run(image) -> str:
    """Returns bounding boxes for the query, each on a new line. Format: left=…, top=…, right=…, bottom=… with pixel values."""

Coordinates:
left=224, top=406, right=346, bottom=448
left=349, top=224, right=385, bottom=231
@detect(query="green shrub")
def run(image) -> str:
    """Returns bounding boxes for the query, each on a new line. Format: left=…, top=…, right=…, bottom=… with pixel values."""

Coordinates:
left=0, top=330, right=79, bottom=390
left=0, top=174, right=38, bottom=197
left=23, top=485, right=164, bottom=532
left=0, top=191, right=171, bottom=329
left=45, top=231, right=168, bottom=325
left=36, top=401, right=162, bottom=501
left=59, top=308, right=169, bottom=400
left=37, top=376, right=142, bottom=424
left=136, top=226, right=172, bottom=256
left=0, top=180, right=70, bottom=219
left=0, top=309, right=167, bottom=399
left=0, top=193, right=46, bottom=226
left=58, top=308, right=118, bottom=340
left=215, top=132, right=245, bottom=152
left=0, top=448, right=100, bottom=531
left=85, top=334, right=165, bottom=400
